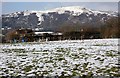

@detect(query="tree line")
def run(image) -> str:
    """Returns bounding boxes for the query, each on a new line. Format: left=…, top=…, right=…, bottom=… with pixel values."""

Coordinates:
left=1, top=16, right=120, bottom=43
left=57, top=17, right=120, bottom=39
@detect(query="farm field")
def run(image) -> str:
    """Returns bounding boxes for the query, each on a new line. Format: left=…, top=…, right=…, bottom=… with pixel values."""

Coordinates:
left=0, top=39, right=119, bottom=77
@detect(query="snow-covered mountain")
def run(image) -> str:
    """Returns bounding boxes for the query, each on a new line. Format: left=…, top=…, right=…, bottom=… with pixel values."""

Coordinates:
left=2, top=6, right=118, bottom=30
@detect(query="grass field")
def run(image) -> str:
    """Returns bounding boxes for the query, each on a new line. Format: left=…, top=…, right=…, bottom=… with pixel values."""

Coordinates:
left=0, top=39, right=119, bottom=77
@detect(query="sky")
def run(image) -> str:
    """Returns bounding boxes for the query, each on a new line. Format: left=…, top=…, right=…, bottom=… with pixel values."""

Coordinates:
left=1, top=0, right=120, bottom=2
left=2, top=2, right=118, bottom=14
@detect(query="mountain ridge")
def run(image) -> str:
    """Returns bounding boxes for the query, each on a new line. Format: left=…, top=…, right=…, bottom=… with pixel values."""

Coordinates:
left=3, top=6, right=117, bottom=17
left=2, top=6, right=118, bottom=31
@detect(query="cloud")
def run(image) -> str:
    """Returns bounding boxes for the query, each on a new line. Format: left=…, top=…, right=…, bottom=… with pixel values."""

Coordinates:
left=0, top=2, right=2, bottom=16
left=1, top=0, right=120, bottom=2
left=96, top=4, right=118, bottom=11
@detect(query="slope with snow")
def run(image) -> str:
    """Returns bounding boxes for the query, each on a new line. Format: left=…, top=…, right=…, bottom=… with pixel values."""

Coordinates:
left=0, top=39, right=119, bottom=76
left=2, top=6, right=117, bottom=26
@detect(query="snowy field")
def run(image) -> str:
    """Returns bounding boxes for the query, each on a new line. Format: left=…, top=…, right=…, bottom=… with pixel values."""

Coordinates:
left=0, top=39, right=119, bottom=77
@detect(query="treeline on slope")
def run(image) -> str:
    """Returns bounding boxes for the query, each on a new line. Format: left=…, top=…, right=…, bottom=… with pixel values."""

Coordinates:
left=1, top=17, right=119, bottom=43
left=57, top=17, right=120, bottom=39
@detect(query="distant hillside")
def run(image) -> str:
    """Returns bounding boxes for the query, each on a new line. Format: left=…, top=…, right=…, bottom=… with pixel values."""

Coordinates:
left=2, top=6, right=118, bottom=31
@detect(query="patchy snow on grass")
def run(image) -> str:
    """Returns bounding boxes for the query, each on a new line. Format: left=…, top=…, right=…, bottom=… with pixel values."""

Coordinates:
left=0, top=39, right=119, bottom=77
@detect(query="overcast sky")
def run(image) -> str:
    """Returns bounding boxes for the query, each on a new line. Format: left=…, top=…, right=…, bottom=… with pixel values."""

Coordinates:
left=1, top=0, right=120, bottom=2
left=2, top=2, right=118, bottom=14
